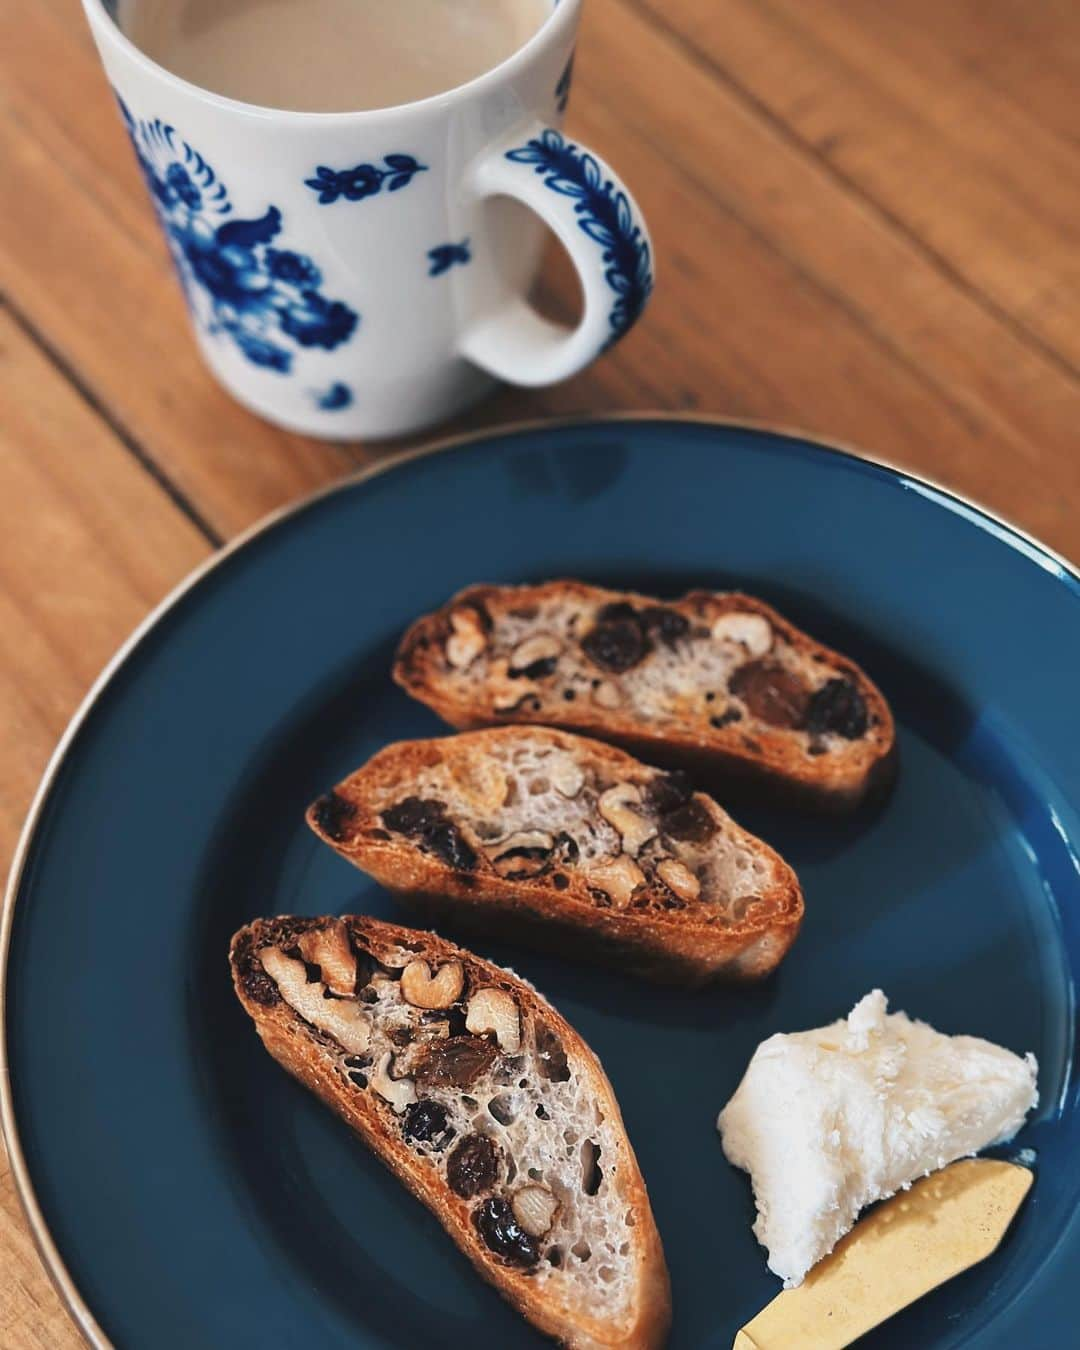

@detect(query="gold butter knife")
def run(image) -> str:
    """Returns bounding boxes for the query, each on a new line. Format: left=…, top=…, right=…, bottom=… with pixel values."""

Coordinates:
left=733, top=1158, right=1033, bottom=1350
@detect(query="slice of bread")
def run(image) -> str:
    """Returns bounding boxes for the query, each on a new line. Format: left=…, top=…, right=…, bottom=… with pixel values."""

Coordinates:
left=393, top=582, right=895, bottom=810
left=306, top=727, right=803, bottom=984
left=230, top=914, right=671, bottom=1350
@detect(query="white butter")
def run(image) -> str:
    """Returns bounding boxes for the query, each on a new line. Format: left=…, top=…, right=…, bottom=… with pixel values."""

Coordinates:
left=717, top=990, right=1038, bottom=1287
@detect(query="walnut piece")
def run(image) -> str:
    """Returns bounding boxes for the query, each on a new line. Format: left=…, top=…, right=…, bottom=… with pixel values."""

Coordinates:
left=446, top=609, right=487, bottom=669
left=549, top=756, right=585, bottom=798
left=512, top=1185, right=560, bottom=1237
left=597, top=784, right=657, bottom=856
left=490, top=830, right=555, bottom=855
left=370, top=1050, right=417, bottom=1113
left=400, top=959, right=465, bottom=1010
left=296, top=920, right=356, bottom=996
left=592, top=680, right=622, bottom=710
left=466, top=987, right=522, bottom=1054
left=584, top=855, right=646, bottom=907
left=448, top=757, right=508, bottom=814
left=259, top=947, right=371, bottom=1054
left=489, top=830, right=556, bottom=879
left=508, top=634, right=562, bottom=675
left=656, top=858, right=701, bottom=902
left=711, top=611, right=772, bottom=658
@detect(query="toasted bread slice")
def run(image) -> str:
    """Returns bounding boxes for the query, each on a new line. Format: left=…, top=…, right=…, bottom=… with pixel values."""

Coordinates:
left=306, top=727, right=803, bottom=984
left=230, top=915, right=670, bottom=1350
left=393, top=582, right=895, bottom=810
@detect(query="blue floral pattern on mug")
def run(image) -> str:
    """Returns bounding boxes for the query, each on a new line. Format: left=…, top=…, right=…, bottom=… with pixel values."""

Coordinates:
left=116, top=97, right=358, bottom=375
left=428, top=241, right=471, bottom=276
left=305, top=155, right=427, bottom=204
left=505, top=129, right=653, bottom=344
left=314, top=381, right=353, bottom=410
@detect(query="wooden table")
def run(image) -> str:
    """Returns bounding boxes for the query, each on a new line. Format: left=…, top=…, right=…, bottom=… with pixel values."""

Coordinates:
left=1, top=0, right=1078, bottom=1342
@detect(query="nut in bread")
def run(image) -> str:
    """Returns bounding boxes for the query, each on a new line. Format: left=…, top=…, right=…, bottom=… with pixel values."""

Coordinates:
left=394, top=582, right=896, bottom=809
left=307, top=727, right=804, bottom=984
left=230, top=915, right=671, bottom=1349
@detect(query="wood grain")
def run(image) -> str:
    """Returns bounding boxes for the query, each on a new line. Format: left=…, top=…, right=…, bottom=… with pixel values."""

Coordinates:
left=895, top=0, right=1080, bottom=149
left=637, top=0, right=1080, bottom=373
left=1, top=0, right=1078, bottom=1342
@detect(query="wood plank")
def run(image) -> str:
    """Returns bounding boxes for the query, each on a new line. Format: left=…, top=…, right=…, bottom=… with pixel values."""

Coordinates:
left=0, top=301, right=214, bottom=1349
left=632, top=0, right=1080, bottom=373
left=1, top=0, right=163, bottom=257
left=892, top=0, right=1080, bottom=149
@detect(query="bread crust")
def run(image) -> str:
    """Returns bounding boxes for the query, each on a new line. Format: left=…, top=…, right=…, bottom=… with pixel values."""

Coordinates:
left=306, top=728, right=804, bottom=985
left=230, top=915, right=671, bottom=1349
left=393, top=582, right=896, bottom=812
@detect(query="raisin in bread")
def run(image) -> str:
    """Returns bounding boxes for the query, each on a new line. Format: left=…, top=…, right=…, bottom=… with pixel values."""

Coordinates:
left=306, top=727, right=803, bottom=984
left=230, top=915, right=670, bottom=1350
left=394, top=582, right=895, bottom=810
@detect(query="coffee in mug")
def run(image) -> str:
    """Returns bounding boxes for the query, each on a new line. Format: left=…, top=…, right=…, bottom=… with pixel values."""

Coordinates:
left=118, top=0, right=553, bottom=112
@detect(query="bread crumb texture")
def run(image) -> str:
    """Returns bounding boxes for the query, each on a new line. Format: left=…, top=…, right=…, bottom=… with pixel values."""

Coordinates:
left=233, top=917, right=645, bottom=1319
left=353, top=729, right=787, bottom=927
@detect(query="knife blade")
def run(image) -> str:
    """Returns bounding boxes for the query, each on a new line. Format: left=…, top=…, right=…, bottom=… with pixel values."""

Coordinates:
left=733, top=1158, right=1033, bottom=1350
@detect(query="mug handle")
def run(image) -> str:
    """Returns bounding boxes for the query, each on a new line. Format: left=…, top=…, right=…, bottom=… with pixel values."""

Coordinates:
left=459, top=125, right=654, bottom=386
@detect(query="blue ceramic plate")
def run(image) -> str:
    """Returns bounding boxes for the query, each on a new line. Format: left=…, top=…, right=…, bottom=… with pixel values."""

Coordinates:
left=3, top=419, right=1078, bottom=1349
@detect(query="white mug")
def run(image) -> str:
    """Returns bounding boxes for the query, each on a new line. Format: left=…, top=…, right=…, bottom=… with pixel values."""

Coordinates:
left=82, top=0, right=653, bottom=439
